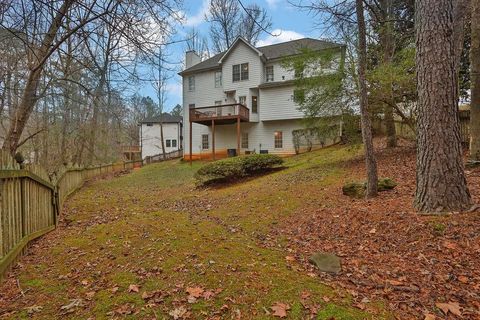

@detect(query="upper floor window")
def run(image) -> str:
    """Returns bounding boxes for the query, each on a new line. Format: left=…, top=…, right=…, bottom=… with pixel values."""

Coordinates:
left=189, top=103, right=196, bottom=109
left=239, top=96, right=246, bottom=106
left=294, top=66, right=304, bottom=78
left=166, top=139, right=171, bottom=147
left=215, top=71, right=222, bottom=87
left=251, top=96, right=258, bottom=113
left=188, top=76, right=195, bottom=91
left=266, top=66, right=274, bottom=82
left=233, top=63, right=249, bottom=82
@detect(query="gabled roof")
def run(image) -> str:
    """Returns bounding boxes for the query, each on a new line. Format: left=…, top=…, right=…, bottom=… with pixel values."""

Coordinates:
left=141, top=113, right=182, bottom=124
left=217, top=37, right=264, bottom=64
left=179, top=37, right=344, bottom=76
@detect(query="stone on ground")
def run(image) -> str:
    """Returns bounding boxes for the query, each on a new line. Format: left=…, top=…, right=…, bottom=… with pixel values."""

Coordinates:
left=309, top=252, right=342, bottom=274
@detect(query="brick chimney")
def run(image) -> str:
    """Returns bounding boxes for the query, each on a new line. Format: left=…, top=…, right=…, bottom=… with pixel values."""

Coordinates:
left=185, top=50, right=201, bottom=69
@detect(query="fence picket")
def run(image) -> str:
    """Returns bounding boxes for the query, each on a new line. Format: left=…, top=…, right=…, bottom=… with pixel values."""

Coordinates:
left=0, top=151, right=143, bottom=279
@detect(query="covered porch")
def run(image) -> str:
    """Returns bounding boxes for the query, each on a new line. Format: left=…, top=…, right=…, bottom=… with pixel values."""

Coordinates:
left=189, top=103, right=250, bottom=163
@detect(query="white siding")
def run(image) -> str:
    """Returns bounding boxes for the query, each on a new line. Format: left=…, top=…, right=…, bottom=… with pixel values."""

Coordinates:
left=141, top=123, right=182, bottom=159
left=264, top=60, right=295, bottom=83
left=259, top=85, right=304, bottom=121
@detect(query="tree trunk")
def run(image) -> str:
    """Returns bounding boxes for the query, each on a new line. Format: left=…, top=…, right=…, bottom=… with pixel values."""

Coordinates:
left=379, top=0, right=397, bottom=148
left=356, top=0, right=378, bottom=198
left=471, top=0, right=480, bottom=159
left=414, top=0, right=472, bottom=212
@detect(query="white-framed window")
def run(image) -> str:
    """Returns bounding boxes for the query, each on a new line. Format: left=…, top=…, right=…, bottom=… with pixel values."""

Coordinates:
left=239, top=96, right=246, bottom=106
left=266, top=66, right=274, bottom=82
left=215, top=100, right=223, bottom=116
left=274, top=131, right=283, bottom=148
left=172, top=139, right=177, bottom=148
left=188, top=76, right=195, bottom=91
left=233, top=63, right=248, bottom=82
left=189, top=103, right=196, bottom=109
left=241, top=132, right=249, bottom=149
left=202, top=134, right=209, bottom=149
left=166, top=139, right=171, bottom=147
left=215, top=71, right=222, bottom=87
left=251, top=96, right=258, bottom=113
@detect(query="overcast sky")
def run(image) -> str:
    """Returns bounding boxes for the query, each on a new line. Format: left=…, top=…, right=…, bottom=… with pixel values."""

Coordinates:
left=138, top=0, right=323, bottom=111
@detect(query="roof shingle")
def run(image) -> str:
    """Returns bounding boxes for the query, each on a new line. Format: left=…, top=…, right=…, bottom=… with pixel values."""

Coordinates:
left=179, top=38, right=343, bottom=75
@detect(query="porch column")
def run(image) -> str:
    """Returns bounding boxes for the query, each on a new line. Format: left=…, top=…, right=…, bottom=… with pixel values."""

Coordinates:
left=189, top=120, right=193, bottom=165
left=236, top=117, right=240, bottom=156
left=212, top=119, right=216, bottom=160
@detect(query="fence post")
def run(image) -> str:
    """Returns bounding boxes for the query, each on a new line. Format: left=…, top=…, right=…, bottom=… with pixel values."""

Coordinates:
left=20, top=177, right=26, bottom=238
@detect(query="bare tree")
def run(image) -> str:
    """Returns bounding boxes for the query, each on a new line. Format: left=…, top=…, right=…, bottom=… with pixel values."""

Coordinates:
left=415, top=0, right=472, bottom=212
left=356, top=0, right=378, bottom=197
left=185, top=28, right=210, bottom=59
left=206, top=0, right=271, bottom=52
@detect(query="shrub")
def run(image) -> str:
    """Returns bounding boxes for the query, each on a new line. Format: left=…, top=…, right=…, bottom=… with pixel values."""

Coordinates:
left=195, top=154, right=284, bottom=185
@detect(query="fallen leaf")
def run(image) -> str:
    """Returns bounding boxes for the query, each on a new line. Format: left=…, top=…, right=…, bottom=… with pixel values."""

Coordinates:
left=442, top=241, right=458, bottom=250
left=111, top=286, right=119, bottom=293
left=169, top=306, right=188, bottom=319
left=369, top=228, right=376, bottom=234
left=60, top=299, right=85, bottom=313
left=128, top=284, right=140, bottom=293
left=186, top=286, right=204, bottom=298
left=285, top=256, right=295, bottom=262
left=25, top=306, right=43, bottom=315
left=424, top=314, right=436, bottom=320
left=436, top=302, right=462, bottom=316
left=458, top=275, right=468, bottom=284
left=271, top=302, right=290, bottom=318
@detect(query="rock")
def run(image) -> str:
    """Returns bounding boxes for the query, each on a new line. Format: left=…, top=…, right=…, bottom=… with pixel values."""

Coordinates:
left=342, top=178, right=397, bottom=198
left=309, top=253, right=341, bottom=274
left=342, top=182, right=366, bottom=198
left=377, top=178, right=397, bottom=191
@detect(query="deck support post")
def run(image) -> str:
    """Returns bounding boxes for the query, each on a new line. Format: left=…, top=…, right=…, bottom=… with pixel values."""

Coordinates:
left=212, top=119, right=215, bottom=160
left=236, top=117, right=240, bottom=156
left=189, top=120, right=192, bottom=165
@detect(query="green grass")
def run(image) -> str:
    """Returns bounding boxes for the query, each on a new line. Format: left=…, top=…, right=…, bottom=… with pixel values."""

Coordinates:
left=8, top=146, right=390, bottom=319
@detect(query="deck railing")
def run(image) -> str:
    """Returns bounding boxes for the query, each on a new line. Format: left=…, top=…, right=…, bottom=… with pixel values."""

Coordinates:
left=144, top=149, right=183, bottom=164
left=189, top=103, right=249, bottom=122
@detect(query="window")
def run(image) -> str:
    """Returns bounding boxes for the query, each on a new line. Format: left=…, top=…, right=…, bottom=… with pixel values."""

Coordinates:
left=266, top=66, right=274, bottom=82
left=166, top=139, right=171, bottom=147
left=215, top=71, right=222, bottom=87
left=251, top=96, right=258, bottom=113
left=241, top=132, right=249, bottom=149
left=202, top=134, right=209, bottom=149
left=241, top=63, right=249, bottom=80
left=215, top=100, right=222, bottom=116
left=172, top=139, right=177, bottom=148
left=146, top=123, right=153, bottom=127
left=233, top=63, right=249, bottom=82
left=294, top=66, right=304, bottom=78
left=188, top=76, right=195, bottom=91
left=293, top=89, right=305, bottom=104
left=239, top=96, right=246, bottom=106
left=189, top=103, right=196, bottom=109
left=274, top=131, right=283, bottom=148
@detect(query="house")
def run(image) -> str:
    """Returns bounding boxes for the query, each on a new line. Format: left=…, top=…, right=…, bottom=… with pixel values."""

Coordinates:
left=139, top=113, right=183, bottom=159
left=179, top=37, right=345, bottom=161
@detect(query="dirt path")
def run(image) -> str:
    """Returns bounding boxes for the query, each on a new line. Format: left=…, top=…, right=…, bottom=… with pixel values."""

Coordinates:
left=0, top=147, right=384, bottom=319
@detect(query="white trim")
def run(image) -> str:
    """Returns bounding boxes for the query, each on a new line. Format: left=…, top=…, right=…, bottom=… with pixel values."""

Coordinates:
left=218, top=37, right=264, bottom=64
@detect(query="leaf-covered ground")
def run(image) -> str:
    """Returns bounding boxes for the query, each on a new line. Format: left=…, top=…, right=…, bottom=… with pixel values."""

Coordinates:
left=0, top=145, right=389, bottom=319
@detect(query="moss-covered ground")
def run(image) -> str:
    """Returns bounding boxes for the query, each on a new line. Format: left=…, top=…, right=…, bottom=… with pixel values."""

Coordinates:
left=1, top=145, right=390, bottom=319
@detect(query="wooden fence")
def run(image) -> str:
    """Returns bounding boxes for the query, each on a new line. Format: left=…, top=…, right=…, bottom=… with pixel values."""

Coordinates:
left=0, top=152, right=143, bottom=279
left=144, top=149, right=183, bottom=164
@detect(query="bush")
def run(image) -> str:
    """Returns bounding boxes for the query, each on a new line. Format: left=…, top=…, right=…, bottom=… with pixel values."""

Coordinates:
left=195, top=154, right=284, bottom=185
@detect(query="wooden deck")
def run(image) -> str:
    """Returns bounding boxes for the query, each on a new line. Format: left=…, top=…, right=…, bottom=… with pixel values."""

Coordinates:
left=189, top=104, right=249, bottom=125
